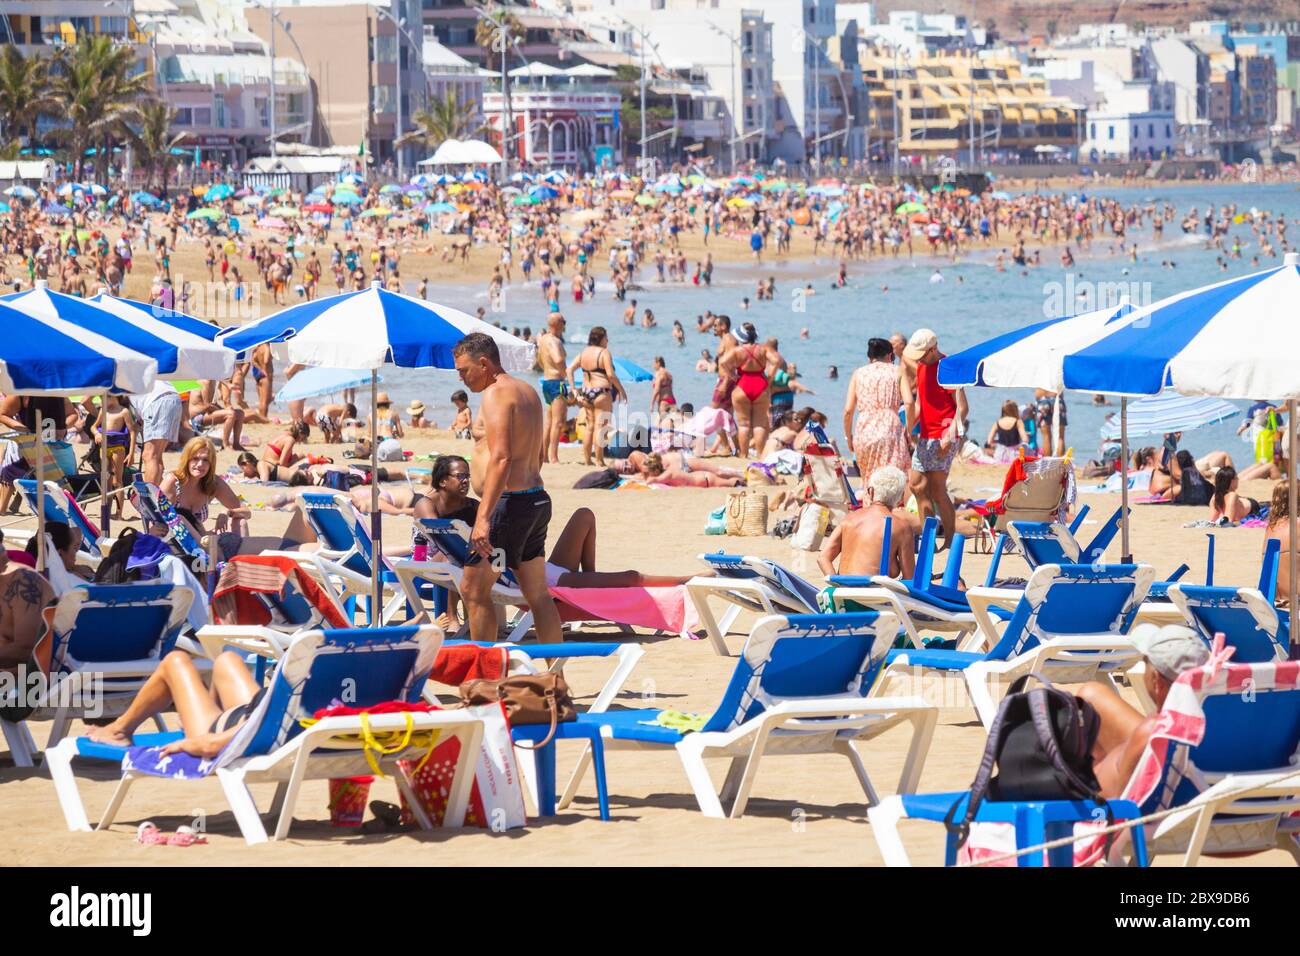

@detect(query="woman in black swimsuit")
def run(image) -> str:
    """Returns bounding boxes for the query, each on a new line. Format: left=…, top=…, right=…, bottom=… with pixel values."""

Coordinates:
left=566, top=326, right=627, bottom=467
left=85, top=650, right=265, bottom=757
left=1210, top=466, right=1261, bottom=523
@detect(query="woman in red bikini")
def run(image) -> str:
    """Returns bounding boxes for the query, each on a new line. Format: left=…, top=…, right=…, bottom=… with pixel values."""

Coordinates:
left=719, top=322, right=778, bottom=458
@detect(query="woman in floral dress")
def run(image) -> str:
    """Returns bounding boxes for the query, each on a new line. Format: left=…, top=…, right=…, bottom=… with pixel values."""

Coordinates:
left=843, top=337, right=910, bottom=482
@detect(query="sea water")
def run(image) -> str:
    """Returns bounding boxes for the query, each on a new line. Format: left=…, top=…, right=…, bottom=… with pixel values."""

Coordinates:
left=375, top=181, right=1300, bottom=465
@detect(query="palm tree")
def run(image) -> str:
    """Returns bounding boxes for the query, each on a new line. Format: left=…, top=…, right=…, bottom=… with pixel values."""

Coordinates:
left=131, top=99, right=185, bottom=194
left=397, top=93, right=484, bottom=151
left=0, top=45, right=54, bottom=151
left=49, top=34, right=152, bottom=180
left=474, top=12, right=524, bottom=73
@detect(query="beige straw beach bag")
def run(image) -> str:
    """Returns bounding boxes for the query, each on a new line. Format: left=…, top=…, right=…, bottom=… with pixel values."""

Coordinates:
left=725, top=489, right=769, bottom=537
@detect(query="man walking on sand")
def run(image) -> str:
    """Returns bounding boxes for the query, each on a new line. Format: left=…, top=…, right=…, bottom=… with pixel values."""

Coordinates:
left=453, top=332, right=563, bottom=644
left=537, top=312, right=569, bottom=465
left=900, top=329, right=966, bottom=548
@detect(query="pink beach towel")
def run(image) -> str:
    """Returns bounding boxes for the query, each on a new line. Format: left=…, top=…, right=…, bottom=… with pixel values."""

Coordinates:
left=550, top=584, right=699, bottom=638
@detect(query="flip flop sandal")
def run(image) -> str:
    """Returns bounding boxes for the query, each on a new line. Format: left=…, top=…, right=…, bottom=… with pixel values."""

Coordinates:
left=136, top=822, right=168, bottom=846
left=368, top=800, right=408, bottom=830
left=167, top=826, right=207, bottom=847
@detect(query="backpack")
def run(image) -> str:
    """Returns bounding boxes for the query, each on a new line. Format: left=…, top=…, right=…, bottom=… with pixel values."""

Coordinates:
left=945, top=673, right=1112, bottom=853
left=92, top=528, right=144, bottom=584
left=573, top=468, right=619, bottom=490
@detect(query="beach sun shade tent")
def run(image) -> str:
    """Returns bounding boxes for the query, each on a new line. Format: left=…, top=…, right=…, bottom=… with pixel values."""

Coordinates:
left=275, top=367, right=383, bottom=404
left=221, top=284, right=535, bottom=619
left=1099, top=394, right=1239, bottom=441
left=5, top=282, right=236, bottom=537
left=421, top=139, right=503, bottom=166
left=0, top=297, right=156, bottom=572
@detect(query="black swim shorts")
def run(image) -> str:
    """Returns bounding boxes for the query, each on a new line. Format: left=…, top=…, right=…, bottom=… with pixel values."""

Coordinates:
left=465, top=488, right=551, bottom=571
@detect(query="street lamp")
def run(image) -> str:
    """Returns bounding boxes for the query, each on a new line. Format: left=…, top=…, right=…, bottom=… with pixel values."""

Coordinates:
left=707, top=21, right=742, bottom=172
left=794, top=27, right=826, bottom=175
left=375, top=5, right=428, bottom=179
left=606, top=14, right=666, bottom=178
left=474, top=5, right=516, bottom=180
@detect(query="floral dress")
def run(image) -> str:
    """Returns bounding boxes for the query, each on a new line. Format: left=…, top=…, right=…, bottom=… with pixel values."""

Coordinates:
left=851, top=362, right=910, bottom=476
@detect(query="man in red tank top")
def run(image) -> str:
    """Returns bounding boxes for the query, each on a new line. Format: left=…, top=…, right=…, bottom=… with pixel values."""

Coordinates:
left=901, top=329, right=967, bottom=548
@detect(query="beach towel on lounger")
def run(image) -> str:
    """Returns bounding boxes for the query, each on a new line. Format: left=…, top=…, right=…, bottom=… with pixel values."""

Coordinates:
left=551, top=584, right=700, bottom=638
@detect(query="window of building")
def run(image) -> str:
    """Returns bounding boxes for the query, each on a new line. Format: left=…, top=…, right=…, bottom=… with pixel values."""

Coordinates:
left=1090, top=122, right=1096, bottom=138
left=373, top=84, right=397, bottom=114
left=1165, top=123, right=1171, bottom=136
left=1148, top=122, right=1154, bottom=137
left=174, top=107, right=193, bottom=126
left=256, top=97, right=269, bottom=128
left=214, top=96, right=225, bottom=128
left=744, top=67, right=753, bottom=90
left=373, top=35, right=397, bottom=64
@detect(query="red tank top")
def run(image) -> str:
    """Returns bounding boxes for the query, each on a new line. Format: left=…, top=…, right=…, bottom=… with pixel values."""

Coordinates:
left=916, top=358, right=957, bottom=440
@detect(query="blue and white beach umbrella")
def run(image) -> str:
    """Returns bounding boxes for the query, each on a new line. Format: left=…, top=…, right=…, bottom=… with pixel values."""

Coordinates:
left=1061, top=255, right=1300, bottom=399
left=0, top=298, right=157, bottom=566
left=222, top=285, right=534, bottom=617
left=88, top=293, right=230, bottom=343
left=1098, top=394, right=1239, bottom=441
left=275, top=367, right=383, bottom=403
left=939, top=300, right=1135, bottom=391
left=4, top=284, right=233, bottom=380
left=0, top=299, right=155, bottom=395
left=221, top=285, right=534, bottom=372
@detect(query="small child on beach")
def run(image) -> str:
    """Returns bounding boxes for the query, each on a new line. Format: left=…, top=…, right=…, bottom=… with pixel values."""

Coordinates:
left=450, top=390, right=472, bottom=439
left=96, top=395, right=136, bottom=519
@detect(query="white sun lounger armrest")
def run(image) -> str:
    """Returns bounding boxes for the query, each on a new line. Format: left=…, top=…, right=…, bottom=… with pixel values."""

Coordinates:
left=963, top=586, right=1023, bottom=651
left=196, top=624, right=292, bottom=662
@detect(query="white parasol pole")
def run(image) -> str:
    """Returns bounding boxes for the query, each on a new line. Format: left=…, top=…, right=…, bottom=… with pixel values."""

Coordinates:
left=1119, top=397, right=1131, bottom=562
left=1290, top=398, right=1297, bottom=656
left=101, top=390, right=111, bottom=538
left=370, top=369, right=381, bottom=625
left=35, top=410, right=44, bottom=573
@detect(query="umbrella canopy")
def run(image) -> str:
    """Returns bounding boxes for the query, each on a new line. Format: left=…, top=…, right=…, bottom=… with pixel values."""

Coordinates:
left=3, top=284, right=231, bottom=381
left=1061, top=255, right=1300, bottom=398
left=256, top=216, right=290, bottom=230
left=0, top=294, right=155, bottom=395
left=1099, top=394, right=1239, bottom=441
left=5, top=184, right=37, bottom=200
left=85, top=293, right=234, bottom=379
left=330, top=192, right=363, bottom=205
left=187, top=207, right=224, bottom=220
left=359, top=206, right=393, bottom=217
left=45, top=203, right=71, bottom=216
left=220, top=285, right=535, bottom=373
left=131, top=191, right=163, bottom=207
left=574, top=356, right=652, bottom=385
left=303, top=203, right=334, bottom=214
left=275, top=367, right=383, bottom=403
left=425, top=202, right=456, bottom=214
left=205, top=183, right=234, bottom=201
left=425, top=139, right=502, bottom=165
left=939, top=301, right=1135, bottom=391
left=268, top=205, right=300, bottom=218
left=895, top=201, right=927, bottom=215
left=379, top=184, right=402, bottom=194
left=529, top=185, right=559, bottom=201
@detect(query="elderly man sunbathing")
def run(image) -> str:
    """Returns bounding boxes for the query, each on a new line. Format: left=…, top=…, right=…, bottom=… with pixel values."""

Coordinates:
left=818, top=465, right=917, bottom=579
left=1074, top=624, right=1210, bottom=798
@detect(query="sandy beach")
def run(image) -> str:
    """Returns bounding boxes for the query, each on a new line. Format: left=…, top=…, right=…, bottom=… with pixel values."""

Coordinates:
left=1, top=422, right=1289, bottom=867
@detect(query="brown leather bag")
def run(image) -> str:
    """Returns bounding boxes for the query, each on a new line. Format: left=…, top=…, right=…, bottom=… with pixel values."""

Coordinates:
left=458, top=673, right=576, bottom=748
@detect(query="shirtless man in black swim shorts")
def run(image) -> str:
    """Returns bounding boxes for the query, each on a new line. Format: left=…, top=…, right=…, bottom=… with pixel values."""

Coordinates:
left=453, top=332, right=563, bottom=644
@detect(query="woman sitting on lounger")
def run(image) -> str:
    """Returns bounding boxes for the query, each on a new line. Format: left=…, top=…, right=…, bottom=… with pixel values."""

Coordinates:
left=417, top=454, right=694, bottom=591
left=157, top=437, right=313, bottom=559
left=87, top=650, right=264, bottom=757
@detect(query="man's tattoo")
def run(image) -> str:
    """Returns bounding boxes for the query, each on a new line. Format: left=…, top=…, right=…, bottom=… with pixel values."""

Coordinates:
left=3, top=571, right=44, bottom=608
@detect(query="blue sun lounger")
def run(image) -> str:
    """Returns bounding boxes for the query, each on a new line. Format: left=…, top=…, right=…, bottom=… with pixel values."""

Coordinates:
left=871, top=653, right=1300, bottom=867
left=1, top=584, right=192, bottom=767
left=685, top=553, right=823, bottom=655
left=879, top=562, right=1154, bottom=729
left=46, top=624, right=486, bottom=844
left=556, top=610, right=938, bottom=819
